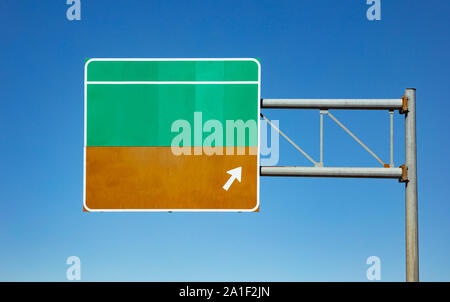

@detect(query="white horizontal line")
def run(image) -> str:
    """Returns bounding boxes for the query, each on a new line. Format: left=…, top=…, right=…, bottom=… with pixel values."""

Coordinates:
left=86, top=81, right=258, bottom=85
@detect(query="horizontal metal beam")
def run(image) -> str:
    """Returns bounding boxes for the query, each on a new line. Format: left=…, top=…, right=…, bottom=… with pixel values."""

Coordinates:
left=261, top=99, right=403, bottom=110
left=260, top=166, right=403, bottom=179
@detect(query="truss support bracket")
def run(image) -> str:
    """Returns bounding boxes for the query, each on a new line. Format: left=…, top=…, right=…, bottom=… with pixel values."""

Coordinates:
left=400, top=95, right=409, bottom=114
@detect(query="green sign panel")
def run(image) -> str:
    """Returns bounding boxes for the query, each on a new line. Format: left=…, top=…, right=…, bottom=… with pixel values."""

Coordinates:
left=84, top=58, right=260, bottom=212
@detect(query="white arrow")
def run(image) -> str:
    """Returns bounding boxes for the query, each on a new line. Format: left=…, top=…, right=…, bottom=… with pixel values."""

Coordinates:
left=222, top=167, right=242, bottom=191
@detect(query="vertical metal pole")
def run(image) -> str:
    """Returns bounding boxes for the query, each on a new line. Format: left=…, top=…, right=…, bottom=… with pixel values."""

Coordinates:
left=405, top=88, right=419, bottom=282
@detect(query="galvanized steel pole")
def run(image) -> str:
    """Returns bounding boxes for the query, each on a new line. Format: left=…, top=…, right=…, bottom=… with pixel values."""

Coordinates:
left=405, top=88, right=419, bottom=282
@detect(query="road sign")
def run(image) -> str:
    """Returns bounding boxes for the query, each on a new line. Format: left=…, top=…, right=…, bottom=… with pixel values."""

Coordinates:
left=84, top=58, right=260, bottom=211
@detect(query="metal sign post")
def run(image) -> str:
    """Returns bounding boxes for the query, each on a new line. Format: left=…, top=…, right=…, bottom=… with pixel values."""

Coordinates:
left=261, top=88, right=419, bottom=282
left=404, top=88, right=419, bottom=282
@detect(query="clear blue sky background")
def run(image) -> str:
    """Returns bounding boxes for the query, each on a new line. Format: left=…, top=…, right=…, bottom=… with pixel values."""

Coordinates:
left=0, top=0, right=449, bottom=281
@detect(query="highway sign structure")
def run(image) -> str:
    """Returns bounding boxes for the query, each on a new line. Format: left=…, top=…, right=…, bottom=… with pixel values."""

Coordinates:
left=84, top=58, right=260, bottom=212
left=84, top=58, right=419, bottom=281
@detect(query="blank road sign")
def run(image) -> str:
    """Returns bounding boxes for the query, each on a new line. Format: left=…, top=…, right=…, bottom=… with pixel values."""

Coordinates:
left=84, top=58, right=260, bottom=211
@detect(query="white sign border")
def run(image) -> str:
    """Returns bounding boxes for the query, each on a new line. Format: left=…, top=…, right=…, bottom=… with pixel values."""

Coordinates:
left=83, top=58, right=261, bottom=212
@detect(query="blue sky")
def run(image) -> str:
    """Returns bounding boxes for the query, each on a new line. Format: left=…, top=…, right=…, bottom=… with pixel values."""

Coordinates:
left=1, top=0, right=449, bottom=281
